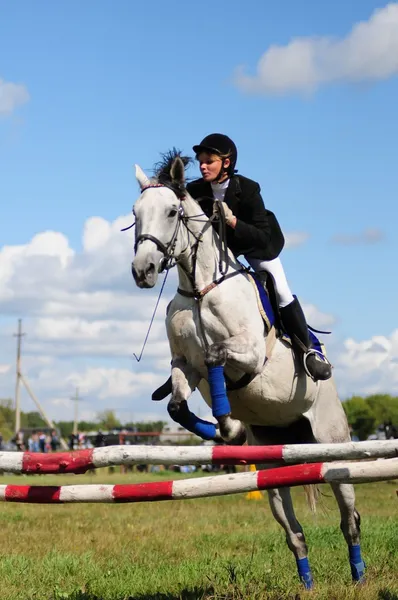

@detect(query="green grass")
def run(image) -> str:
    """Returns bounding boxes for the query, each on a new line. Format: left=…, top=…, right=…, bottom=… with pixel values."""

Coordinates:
left=0, top=469, right=397, bottom=600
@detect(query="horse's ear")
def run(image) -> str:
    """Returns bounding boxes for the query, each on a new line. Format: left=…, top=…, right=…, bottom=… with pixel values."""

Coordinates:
left=170, top=156, right=185, bottom=187
left=135, top=164, right=150, bottom=190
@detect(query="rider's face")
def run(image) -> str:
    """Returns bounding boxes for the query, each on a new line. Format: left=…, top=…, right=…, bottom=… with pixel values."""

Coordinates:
left=197, top=152, right=230, bottom=183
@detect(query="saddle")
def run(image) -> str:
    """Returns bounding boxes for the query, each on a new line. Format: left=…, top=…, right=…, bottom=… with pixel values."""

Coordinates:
left=247, top=269, right=329, bottom=360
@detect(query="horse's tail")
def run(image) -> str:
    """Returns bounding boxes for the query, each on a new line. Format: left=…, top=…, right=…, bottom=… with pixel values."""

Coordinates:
left=304, top=485, right=321, bottom=513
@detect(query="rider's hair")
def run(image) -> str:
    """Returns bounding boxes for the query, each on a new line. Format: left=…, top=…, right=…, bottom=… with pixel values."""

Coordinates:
left=195, top=150, right=232, bottom=162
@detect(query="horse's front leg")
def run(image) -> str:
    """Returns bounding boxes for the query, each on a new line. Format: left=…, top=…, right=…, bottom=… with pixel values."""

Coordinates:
left=167, top=357, right=220, bottom=441
left=205, top=332, right=262, bottom=444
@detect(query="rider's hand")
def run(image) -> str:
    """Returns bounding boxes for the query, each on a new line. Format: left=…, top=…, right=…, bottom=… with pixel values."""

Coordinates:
left=213, top=201, right=237, bottom=228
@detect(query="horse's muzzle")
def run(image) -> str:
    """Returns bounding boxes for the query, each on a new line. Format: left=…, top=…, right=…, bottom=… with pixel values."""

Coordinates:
left=131, top=261, right=157, bottom=288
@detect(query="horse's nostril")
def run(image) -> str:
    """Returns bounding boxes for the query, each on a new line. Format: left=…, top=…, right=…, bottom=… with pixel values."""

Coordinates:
left=132, top=262, right=156, bottom=288
left=145, top=263, right=155, bottom=276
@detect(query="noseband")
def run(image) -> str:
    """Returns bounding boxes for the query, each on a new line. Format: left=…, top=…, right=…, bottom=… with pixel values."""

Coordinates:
left=132, top=183, right=240, bottom=297
left=134, top=184, right=186, bottom=273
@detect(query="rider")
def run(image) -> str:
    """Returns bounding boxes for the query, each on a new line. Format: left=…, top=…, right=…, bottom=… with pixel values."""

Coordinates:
left=152, top=133, right=332, bottom=400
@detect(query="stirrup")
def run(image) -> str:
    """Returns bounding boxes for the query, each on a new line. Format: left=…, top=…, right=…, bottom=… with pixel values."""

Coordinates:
left=303, top=348, right=333, bottom=381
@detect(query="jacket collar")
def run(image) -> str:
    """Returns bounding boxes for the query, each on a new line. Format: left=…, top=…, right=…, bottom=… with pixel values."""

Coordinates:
left=224, top=175, right=241, bottom=206
left=193, top=175, right=241, bottom=202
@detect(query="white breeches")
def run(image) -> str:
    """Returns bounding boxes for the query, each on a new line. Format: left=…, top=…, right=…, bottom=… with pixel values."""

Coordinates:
left=246, top=257, right=294, bottom=308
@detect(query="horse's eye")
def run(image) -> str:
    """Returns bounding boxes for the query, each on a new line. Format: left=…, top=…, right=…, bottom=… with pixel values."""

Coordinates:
left=168, top=209, right=178, bottom=218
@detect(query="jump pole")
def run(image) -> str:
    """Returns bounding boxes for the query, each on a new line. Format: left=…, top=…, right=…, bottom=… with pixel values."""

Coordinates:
left=0, top=458, right=397, bottom=504
left=1, top=440, right=397, bottom=475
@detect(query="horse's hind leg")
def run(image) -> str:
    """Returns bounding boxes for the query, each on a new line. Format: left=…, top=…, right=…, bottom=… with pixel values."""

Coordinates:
left=267, top=486, right=314, bottom=589
left=330, top=482, right=365, bottom=583
left=308, top=381, right=365, bottom=583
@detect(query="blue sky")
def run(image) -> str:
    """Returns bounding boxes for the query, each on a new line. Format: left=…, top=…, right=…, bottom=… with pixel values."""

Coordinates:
left=1, top=1, right=397, bottom=422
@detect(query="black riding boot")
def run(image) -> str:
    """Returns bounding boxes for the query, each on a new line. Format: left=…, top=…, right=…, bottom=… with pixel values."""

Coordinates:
left=152, top=376, right=172, bottom=401
left=279, top=297, right=332, bottom=382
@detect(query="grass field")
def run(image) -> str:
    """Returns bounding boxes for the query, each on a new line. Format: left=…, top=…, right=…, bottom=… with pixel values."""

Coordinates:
left=0, top=468, right=397, bottom=600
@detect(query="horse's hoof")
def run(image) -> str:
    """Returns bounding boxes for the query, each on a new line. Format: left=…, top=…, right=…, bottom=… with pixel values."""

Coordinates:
left=351, top=572, right=366, bottom=588
left=226, top=429, right=247, bottom=446
left=219, top=419, right=246, bottom=445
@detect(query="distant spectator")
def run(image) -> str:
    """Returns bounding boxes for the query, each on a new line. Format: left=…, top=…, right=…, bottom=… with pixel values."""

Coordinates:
left=223, top=464, right=236, bottom=474
left=0, top=432, right=3, bottom=450
left=68, top=433, right=76, bottom=451
left=136, top=464, right=148, bottom=473
left=28, top=432, right=39, bottom=452
left=95, top=430, right=106, bottom=448
left=50, top=430, right=60, bottom=452
left=45, top=434, right=52, bottom=452
left=15, top=430, right=25, bottom=451
left=384, top=420, right=398, bottom=440
left=38, top=431, right=46, bottom=453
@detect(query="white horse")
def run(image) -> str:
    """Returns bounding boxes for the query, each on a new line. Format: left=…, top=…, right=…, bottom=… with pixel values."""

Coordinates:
left=131, top=153, right=365, bottom=589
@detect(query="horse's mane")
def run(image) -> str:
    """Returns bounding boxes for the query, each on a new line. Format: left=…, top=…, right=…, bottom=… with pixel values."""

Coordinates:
left=153, top=148, right=193, bottom=198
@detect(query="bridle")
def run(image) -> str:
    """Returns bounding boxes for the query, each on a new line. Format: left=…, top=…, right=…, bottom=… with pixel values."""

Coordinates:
left=129, top=182, right=256, bottom=390
left=132, top=183, right=241, bottom=299
left=133, top=184, right=193, bottom=275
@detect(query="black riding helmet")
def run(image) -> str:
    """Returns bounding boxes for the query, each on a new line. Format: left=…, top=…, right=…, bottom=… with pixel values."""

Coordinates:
left=193, top=133, right=238, bottom=179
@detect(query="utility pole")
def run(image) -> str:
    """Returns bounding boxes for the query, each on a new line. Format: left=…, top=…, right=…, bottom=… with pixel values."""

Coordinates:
left=14, top=319, right=25, bottom=434
left=20, top=374, right=59, bottom=434
left=12, top=318, right=68, bottom=450
left=71, top=387, right=81, bottom=436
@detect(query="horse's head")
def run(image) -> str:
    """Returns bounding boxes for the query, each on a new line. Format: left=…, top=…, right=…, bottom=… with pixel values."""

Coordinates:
left=132, top=153, right=188, bottom=288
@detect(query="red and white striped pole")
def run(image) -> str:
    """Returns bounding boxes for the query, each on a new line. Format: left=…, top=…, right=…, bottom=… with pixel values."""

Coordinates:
left=0, top=457, right=397, bottom=504
left=1, top=440, right=397, bottom=475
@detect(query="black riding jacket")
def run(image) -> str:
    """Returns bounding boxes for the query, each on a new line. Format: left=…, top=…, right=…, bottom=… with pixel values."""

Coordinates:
left=186, top=174, right=285, bottom=261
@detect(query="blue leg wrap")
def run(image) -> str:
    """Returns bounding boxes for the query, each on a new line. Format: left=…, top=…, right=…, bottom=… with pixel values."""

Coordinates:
left=296, top=557, right=313, bottom=590
left=349, top=545, right=366, bottom=582
left=187, top=414, right=217, bottom=440
left=171, top=407, right=216, bottom=441
left=208, top=365, right=230, bottom=418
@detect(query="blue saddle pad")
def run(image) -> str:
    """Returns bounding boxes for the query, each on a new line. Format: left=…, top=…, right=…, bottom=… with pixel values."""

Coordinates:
left=250, top=271, right=276, bottom=330
left=250, top=272, right=328, bottom=361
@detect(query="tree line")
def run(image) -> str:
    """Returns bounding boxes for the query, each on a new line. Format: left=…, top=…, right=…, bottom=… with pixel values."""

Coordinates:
left=342, top=394, right=398, bottom=440
left=0, top=394, right=397, bottom=443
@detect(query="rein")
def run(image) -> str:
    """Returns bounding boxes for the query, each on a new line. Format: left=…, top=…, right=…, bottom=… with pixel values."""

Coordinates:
left=128, top=183, right=247, bottom=377
left=132, top=183, right=233, bottom=297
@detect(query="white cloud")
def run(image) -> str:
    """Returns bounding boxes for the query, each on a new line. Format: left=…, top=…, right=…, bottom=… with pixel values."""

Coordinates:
left=334, top=331, right=398, bottom=398
left=303, top=304, right=335, bottom=330
left=65, top=367, right=166, bottom=401
left=27, top=317, right=168, bottom=356
left=0, top=78, right=30, bottom=115
left=331, top=228, right=385, bottom=245
left=83, top=217, right=113, bottom=252
left=0, top=214, right=174, bottom=421
left=234, top=3, right=398, bottom=95
left=0, top=214, right=396, bottom=426
left=285, top=232, right=310, bottom=248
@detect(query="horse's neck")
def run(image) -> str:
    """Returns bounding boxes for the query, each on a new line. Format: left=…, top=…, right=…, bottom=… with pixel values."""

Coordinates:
left=177, top=194, right=235, bottom=293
